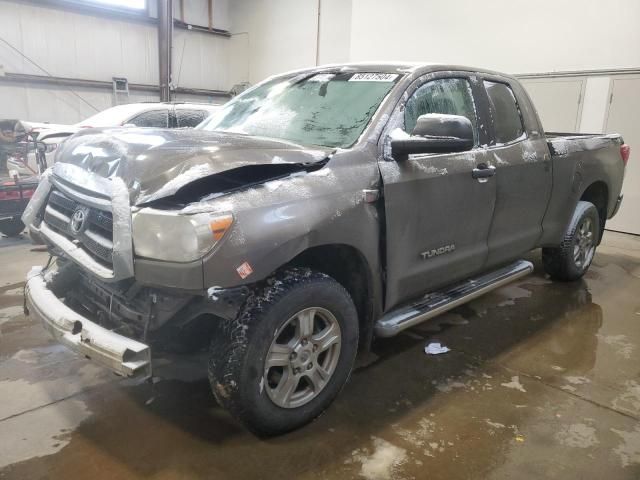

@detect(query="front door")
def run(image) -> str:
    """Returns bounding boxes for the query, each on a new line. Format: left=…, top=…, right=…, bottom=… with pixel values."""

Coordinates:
left=379, top=75, right=497, bottom=310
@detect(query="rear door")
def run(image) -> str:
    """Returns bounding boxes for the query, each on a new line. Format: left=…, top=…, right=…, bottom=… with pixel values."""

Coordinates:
left=481, top=78, right=552, bottom=267
left=379, top=74, right=497, bottom=310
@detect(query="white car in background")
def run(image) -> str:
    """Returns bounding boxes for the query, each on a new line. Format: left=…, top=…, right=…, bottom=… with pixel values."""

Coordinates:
left=9, top=102, right=221, bottom=175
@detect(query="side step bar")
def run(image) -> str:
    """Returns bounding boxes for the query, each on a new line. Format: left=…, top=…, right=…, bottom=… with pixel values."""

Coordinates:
left=375, top=260, right=534, bottom=338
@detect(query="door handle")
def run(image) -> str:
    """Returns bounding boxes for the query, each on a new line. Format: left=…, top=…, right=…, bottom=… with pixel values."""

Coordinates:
left=472, top=165, right=496, bottom=179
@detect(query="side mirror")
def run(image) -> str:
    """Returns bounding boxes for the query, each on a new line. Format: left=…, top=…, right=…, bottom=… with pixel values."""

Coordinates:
left=391, top=113, right=474, bottom=160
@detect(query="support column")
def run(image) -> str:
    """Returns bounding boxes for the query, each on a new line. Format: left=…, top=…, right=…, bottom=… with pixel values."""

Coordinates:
left=157, top=0, right=173, bottom=102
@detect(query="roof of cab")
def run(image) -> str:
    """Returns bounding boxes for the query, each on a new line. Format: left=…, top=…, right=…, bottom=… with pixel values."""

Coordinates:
left=275, top=61, right=513, bottom=80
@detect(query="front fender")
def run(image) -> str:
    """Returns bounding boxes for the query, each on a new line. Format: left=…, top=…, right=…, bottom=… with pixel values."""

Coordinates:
left=198, top=152, right=382, bottom=290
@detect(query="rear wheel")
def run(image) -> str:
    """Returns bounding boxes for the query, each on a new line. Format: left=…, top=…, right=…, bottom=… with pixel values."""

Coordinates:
left=543, top=201, right=599, bottom=281
left=0, top=218, right=25, bottom=237
left=208, top=268, right=358, bottom=436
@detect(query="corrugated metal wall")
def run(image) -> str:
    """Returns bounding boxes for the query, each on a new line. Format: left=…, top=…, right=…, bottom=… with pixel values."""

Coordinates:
left=0, top=0, right=231, bottom=123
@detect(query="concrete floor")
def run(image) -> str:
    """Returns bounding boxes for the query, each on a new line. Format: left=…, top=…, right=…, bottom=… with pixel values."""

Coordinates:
left=1, top=231, right=640, bottom=479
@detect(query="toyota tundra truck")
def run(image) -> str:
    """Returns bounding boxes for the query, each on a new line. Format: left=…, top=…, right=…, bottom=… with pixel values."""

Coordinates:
left=22, top=63, right=629, bottom=435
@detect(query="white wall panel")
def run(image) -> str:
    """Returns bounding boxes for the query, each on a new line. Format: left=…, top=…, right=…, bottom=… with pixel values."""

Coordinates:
left=520, top=78, right=585, bottom=132
left=0, top=83, right=157, bottom=124
left=0, top=2, right=159, bottom=83
left=212, top=0, right=231, bottom=32
left=349, top=0, right=640, bottom=74
left=579, top=77, right=611, bottom=133
left=0, top=84, right=29, bottom=121
left=0, top=81, right=224, bottom=124
left=225, top=0, right=639, bottom=84
left=228, top=0, right=352, bottom=85
left=603, top=76, right=640, bottom=235
left=0, top=0, right=231, bottom=122
left=118, top=20, right=157, bottom=84
left=175, top=0, right=231, bottom=31
left=227, top=33, right=250, bottom=88
left=229, top=0, right=319, bottom=85
left=173, top=28, right=229, bottom=90
left=317, top=0, right=352, bottom=65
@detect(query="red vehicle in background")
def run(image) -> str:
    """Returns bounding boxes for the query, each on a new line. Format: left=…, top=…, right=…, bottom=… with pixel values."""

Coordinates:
left=0, top=120, right=43, bottom=237
left=0, top=175, right=38, bottom=237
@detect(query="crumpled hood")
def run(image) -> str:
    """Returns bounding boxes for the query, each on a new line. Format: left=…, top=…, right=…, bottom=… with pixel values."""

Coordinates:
left=53, top=127, right=333, bottom=204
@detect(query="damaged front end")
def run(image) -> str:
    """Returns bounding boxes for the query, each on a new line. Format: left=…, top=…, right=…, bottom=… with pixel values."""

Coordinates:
left=25, top=262, right=153, bottom=377
left=21, top=129, right=335, bottom=377
left=24, top=257, right=250, bottom=378
left=22, top=160, right=157, bottom=377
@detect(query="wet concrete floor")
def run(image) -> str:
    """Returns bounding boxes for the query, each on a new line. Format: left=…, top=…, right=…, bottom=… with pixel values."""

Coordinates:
left=1, top=231, right=640, bottom=479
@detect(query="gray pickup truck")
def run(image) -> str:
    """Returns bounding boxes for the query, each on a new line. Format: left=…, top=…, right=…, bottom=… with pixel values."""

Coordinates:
left=22, top=63, right=629, bottom=435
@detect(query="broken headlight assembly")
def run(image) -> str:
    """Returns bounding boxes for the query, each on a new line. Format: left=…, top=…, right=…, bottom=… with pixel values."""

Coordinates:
left=132, top=209, right=233, bottom=262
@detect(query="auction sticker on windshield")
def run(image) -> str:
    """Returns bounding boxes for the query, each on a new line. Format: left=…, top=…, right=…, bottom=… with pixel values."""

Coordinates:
left=349, top=73, right=399, bottom=82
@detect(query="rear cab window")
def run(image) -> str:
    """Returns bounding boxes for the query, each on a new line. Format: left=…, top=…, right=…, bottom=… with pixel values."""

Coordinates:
left=484, top=81, right=525, bottom=145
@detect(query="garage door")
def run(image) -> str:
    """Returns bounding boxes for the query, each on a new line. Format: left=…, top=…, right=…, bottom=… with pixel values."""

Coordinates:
left=520, top=78, right=585, bottom=132
left=604, top=76, right=640, bottom=235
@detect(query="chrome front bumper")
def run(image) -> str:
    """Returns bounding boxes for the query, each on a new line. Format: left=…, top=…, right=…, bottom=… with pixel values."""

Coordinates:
left=25, top=271, right=151, bottom=378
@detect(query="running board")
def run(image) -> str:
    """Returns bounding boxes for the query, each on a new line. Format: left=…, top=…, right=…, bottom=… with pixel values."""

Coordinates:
left=374, top=260, right=534, bottom=338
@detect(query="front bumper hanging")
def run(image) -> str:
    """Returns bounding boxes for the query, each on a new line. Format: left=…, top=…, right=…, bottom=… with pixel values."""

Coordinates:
left=25, top=270, right=151, bottom=378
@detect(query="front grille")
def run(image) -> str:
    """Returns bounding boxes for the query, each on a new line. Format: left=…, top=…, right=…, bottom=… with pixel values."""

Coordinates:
left=44, top=188, right=114, bottom=266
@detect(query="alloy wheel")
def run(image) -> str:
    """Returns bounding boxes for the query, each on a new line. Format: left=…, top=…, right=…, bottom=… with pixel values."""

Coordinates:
left=264, top=307, right=342, bottom=409
left=574, top=217, right=596, bottom=268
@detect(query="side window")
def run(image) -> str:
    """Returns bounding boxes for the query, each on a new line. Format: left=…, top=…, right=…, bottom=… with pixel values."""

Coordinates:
left=404, top=78, right=478, bottom=144
left=128, top=109, right=169, bottom=128
left=484, top=81, right=524, bottom=144
left=176, top=109, right=208, bottom=128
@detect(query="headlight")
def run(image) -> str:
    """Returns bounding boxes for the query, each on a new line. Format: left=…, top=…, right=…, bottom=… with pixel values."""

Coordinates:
left=132, top=208, right=233, bottom=262
left=44, top=143, right=58, bottom=153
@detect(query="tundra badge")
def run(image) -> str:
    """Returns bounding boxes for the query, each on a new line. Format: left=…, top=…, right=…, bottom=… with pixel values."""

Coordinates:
left=420, top=244, right=456, bottom=260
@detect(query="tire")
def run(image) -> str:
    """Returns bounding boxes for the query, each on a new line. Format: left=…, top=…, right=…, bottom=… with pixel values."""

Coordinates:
left=542, top=201, right=600, bottom=281
left=208, top=268, right=359, bottom=436
left=0, top=218, right=25, bottom=237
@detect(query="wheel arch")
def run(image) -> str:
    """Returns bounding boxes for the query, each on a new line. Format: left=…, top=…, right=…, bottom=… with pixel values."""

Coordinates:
left=580, top=181, right=608, bottom=243
left=285, top=243, right=379, bottom=352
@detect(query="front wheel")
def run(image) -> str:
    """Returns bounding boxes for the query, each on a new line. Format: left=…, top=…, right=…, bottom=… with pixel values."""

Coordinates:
left=542, top=201, right=600, bottom=281
left=208, top=268, right=358, bottom=436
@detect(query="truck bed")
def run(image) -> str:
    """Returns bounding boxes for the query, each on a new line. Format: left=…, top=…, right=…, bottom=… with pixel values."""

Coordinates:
left=539, top=130, right=626, bottom=247
left=545, top=132, right=623, bottom=157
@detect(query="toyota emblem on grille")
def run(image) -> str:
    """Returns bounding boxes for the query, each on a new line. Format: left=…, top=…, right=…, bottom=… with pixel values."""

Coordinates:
left=70, top=208, right=88, bottom=234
